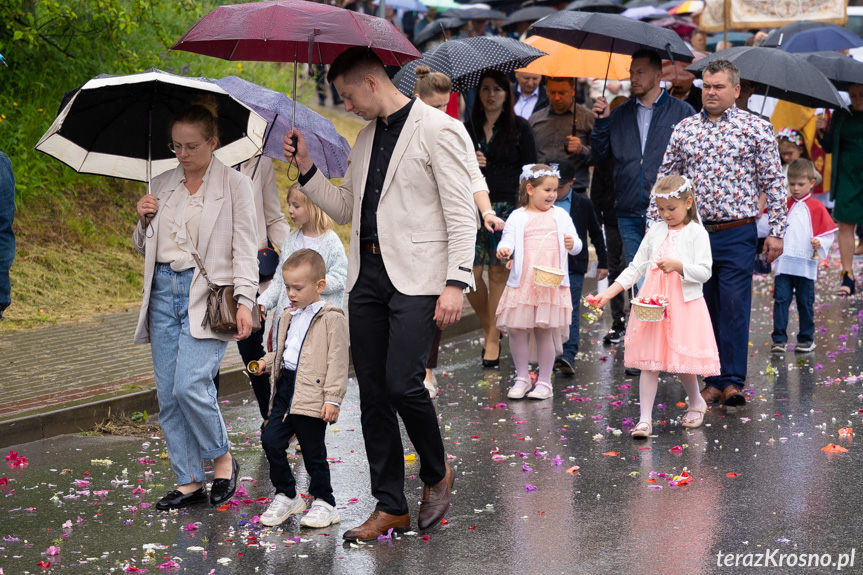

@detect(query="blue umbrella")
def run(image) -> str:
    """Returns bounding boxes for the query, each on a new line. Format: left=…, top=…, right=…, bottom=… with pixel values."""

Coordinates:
left=215, top=76, right=350, bottom=179
left=374, top=0, right=427, bottom=11
left=761, top=22, right=863, bottom=53
left=706, top=31, right=751, bottom=50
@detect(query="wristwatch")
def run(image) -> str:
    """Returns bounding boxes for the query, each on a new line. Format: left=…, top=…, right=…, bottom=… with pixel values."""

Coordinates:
left=481, top=209, right=496, bottom=219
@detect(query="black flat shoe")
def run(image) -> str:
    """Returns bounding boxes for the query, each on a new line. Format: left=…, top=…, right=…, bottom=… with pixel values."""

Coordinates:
left=210, top=457, right=239, bottom=506
left=156, top=486, right=208, bottom=511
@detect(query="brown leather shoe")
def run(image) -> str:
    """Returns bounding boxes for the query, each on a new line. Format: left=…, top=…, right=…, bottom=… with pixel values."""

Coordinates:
left=700, top=385, right=722, bottom=404
left=417, top=462, right=453, bottom=530
left=720, top=385, right=746, bottom=407
left=342, top=510, right=409, bottom=541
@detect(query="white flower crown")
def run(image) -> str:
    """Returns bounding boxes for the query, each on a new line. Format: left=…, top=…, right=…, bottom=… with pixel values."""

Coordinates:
left=519, top=164, right=560, bottom=183
left=653, top=176, right=692, bottom=199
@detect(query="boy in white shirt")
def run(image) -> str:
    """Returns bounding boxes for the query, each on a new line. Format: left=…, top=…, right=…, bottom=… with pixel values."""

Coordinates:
left=771, top=159, right=837, bottom=354
left=250, top=249, right=349, bottom=527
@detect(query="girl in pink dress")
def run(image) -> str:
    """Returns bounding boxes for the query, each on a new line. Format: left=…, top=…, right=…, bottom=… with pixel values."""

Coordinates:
left=495, top=164, right=582, bottom=400
left=592, top=175, right=720, bottom=437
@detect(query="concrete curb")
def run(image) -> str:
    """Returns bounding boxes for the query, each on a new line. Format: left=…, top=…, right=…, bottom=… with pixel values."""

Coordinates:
left=0, top=311, right=481, bottom=448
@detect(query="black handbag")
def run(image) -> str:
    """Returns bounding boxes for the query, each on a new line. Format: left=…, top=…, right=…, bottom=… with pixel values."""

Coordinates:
left=257, top=247, right=279, bottom=281
left=192, top=253, right=261, bottom=334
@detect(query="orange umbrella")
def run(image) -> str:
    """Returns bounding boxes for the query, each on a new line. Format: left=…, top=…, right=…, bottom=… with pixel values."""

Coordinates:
left=517, top=35, right=630, bottom=80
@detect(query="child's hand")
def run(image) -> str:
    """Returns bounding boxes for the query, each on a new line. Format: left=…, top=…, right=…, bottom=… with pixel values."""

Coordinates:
left=655, top=257, right=683, bottom=274
left=811, top=238, right=822, bottom=251
left=249, top=357, right=267, bottom=375
left=321, top=403, right=340, bottom=424
left=496, top=246, right=512, bottom=261
left=594, top=291, right=612, bottom=308
left=564, top=235, right=574, bottom=250
left=597, top=268, right=608, bottom=281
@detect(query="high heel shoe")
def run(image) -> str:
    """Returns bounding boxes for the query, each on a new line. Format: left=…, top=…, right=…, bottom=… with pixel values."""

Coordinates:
left=837, top=270, right=856, bottom=296
left=482, top=348, right=500, bottom=368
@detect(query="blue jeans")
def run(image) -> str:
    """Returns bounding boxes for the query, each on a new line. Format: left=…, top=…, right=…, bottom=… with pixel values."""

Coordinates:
left=703, top=223, right=757, bottom=392
left=772, top=274, right=814, bottom=344
left=561, top=272, right=585, bottom=360
left=149, top=264, right=229, bottom=485
left=0, top=152, right=14, bottom=312
left=616, top=213, right=646, bottom=294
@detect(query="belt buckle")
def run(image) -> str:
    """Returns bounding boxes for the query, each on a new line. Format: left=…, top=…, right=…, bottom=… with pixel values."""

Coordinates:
left=372, top=243, right=380, bottom=254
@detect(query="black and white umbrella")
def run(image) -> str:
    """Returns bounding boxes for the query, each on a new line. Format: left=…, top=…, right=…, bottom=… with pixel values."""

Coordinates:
left=35, top=69, right=267, bottom=186
left=685, top=47, right=847, bottom=110
left=393, top=36, right=547, bottom=96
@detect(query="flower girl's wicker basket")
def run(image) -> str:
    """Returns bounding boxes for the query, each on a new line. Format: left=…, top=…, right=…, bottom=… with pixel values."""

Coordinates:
left=631, top=263, right=667, bottom=322
left=533, top=231, right=565, bottom=288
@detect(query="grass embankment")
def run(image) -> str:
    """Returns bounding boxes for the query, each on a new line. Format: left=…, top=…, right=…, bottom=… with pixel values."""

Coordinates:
left=2, top=59, right=364, bottom=332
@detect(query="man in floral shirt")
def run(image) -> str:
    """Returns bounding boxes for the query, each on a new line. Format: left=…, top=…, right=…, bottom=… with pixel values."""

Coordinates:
left=656, top=59, right=786, bottom=408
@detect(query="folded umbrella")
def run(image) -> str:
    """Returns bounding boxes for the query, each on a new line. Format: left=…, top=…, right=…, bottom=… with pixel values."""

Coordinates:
left=799, top=51, right=863, bottom=92
left=393, top=36, right=547, bottom=96
left=215, top=76, right=350, bottom=179
left=517, top=35, right=630, bottom=80
left=685, top=47, right=847, bottom=110
left=35, top=69, right=266, bottom=185
left=760, top=21, right=863, bottom=53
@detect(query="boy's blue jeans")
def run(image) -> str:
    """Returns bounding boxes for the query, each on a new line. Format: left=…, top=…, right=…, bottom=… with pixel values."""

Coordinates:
left=772, top=273, right=815, bottom=344
left=561, top=272, right=586, bottom=361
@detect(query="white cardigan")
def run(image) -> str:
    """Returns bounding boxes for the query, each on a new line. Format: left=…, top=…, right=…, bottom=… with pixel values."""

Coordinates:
left=615, top=220, right=712, bottom=302
left=498, top=206, right=582, bottom=288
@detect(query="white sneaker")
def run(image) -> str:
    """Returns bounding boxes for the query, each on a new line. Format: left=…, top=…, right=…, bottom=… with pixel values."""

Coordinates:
left=260, top=493, right=306, bottom=526
left=424, top=372, right=438, bottom=399
left=300, top=499, right=341, bottom=528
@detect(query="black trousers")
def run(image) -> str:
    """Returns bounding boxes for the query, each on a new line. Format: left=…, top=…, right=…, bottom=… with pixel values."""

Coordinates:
left=261, top=370, right=334, bottom=506
left=604, top=223, right=626, bottom=332
left=212, top=322, right=271, bottom=421
left=349, top=251, right=445, bottom=516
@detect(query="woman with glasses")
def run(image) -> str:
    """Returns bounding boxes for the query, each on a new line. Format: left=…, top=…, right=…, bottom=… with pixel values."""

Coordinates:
left=464, top=69, right=536, bottom=368
left=133, top=99, right=257, bottom=510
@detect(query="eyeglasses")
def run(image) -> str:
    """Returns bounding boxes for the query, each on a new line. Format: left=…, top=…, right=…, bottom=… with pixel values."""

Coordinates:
left=168, top=138, right=212, bottom=155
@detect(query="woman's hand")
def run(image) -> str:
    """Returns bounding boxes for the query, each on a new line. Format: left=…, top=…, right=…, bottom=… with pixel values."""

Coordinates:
left=655, top=257, right=683, bottom=274
left=564, top=235, right=574, bottom=251
left=476, top=150, right=487, bottom=168
left=483, top=213, right=506, bottom=233
left=234, top=305, right=253, bottom=341
left=136, top=194, right=158, bottom=227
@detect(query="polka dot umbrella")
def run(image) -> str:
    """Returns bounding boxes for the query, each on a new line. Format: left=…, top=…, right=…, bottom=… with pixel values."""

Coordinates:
left=393, top=36, right=547, bottom=97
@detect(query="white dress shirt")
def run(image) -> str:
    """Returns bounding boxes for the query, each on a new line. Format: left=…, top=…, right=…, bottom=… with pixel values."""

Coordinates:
left=514, top=85, right=540, bottom=120
left=282, top=300, right=326, bottom=371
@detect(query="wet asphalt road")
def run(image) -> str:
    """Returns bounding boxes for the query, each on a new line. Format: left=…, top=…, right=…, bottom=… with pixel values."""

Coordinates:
left=3, top=269, right=863, bottom=575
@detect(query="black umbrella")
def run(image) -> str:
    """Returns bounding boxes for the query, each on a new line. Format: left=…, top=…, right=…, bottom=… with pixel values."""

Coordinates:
left=529, top=10, right=694, bottom=63
left=393, top=36, right=547, bottom=95
left=624, top=0, right=661, bottom=6
left=799, top=51, right=863, bottom=92
left=441, top=7, right=507, bottom=20
left=35, top=69, right=267, bottom=186
left=413, top=18, right=465, bottom=48
left=566, top=0, right=625, bottom=13
left=684, top=47, right=847, bottom=110
left=503, top=7, right=555, bottom=28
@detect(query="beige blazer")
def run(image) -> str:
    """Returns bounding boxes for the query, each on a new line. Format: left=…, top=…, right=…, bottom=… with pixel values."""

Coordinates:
left=238, top=156, right=291, bottom=251
left=301, top=99, right=477, bottom=296
left=133, top=158, right=259, bottom=343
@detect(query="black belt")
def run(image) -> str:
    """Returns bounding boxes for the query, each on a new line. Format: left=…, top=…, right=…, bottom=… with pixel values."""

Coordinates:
left=361, top=241, right=383, bottom=254
left=703, top=217, right=757, bottom=233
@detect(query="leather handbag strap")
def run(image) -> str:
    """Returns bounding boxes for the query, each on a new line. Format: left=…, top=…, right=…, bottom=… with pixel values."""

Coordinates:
left=190, top=252, right=216, bottom=291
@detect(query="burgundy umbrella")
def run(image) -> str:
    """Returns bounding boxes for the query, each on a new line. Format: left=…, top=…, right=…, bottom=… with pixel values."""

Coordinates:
left=172, top=0, right=421, bottom=144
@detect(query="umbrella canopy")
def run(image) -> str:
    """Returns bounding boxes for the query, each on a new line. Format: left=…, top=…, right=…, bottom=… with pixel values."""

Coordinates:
left=621, top=6, right=668, bottom=20
left=503, top=7, right=556, bottom=28
left=171, top=0, right=420, bottom=66
left=393, top=36, right=547, bottom=95
left=215, top=76, right=350, bottom=179
left=529, top=10, right=693, bottom=62
left=374, top=0, right=427, bottom=11
left=667, top=0, right=703, bottom=15
left=651, top=16, right=696, bottom=39
left=35, top=69, right=267, bottom=183
left=517, top=35, right=630, bottom=79
left=623, top=0, right=662, bottom=6
left=761, top=22, right=863, bottom=53
left=705, top=31, right=751, bottom=50
left=421, top=0, right=462, bottom=8
left=799, top=51, right=863, bottom=92
left=441, top=7, right=507, bottom=20
left=685, top=47, right=847, bottom=110
left=565, top=0, right=625, bottom=14
left=413, top=18, right=465, bottom=48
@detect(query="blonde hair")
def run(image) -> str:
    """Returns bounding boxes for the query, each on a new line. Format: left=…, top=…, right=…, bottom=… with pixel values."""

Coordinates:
left=287, top=183, right=333, bottom=235
left=652, top=175, right=700, bottom=225
left=414, top=65, right=452, bottom=99
left=517, top=163, right=558, bottom=208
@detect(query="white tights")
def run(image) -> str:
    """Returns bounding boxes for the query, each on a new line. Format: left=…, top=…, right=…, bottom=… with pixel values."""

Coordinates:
left=508, top=327, right=555, bottom=385
left=637, top=370, right=704, bottom=424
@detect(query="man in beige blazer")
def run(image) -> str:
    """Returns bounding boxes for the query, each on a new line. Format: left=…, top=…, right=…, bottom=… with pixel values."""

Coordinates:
left=284, top=47, right=477, bottom=541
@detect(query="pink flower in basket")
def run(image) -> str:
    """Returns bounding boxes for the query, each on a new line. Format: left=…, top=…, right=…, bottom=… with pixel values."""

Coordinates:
left=635, top=294, right=668, bottom=307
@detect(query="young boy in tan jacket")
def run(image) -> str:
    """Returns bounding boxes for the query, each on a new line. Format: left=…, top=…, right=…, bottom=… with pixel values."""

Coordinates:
left=249, top=249, right=348, bottom=528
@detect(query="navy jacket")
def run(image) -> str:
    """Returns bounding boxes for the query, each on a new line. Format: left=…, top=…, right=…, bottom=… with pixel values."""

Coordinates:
left=591, top=90, right=695, bottom=218
left=567, top=190, right=607, bottom=276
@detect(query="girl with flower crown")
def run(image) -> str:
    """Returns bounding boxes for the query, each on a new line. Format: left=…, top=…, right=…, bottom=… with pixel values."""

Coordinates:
left=591, top=175, right=720, bottom=437
left=495, top=164, right=582, bottom=400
